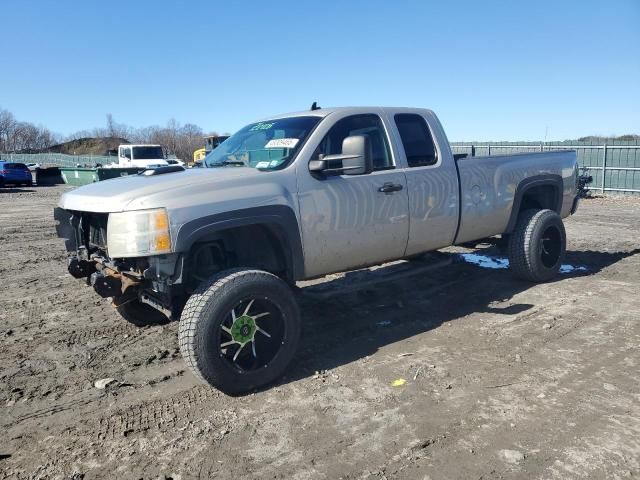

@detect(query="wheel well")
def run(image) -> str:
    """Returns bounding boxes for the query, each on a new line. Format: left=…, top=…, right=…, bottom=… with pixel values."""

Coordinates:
left=520, top=184, right=560, bottom=212
left=184, top=224, right=291, bottom=286
left=505, top=178, right=563, bottom=234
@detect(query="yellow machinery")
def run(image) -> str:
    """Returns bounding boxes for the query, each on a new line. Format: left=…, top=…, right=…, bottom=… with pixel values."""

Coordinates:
left=193, top=148, right=206, bottom=163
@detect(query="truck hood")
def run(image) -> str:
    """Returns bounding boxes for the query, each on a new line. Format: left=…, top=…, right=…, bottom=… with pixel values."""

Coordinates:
left=59, top=167, right=263, bottom=213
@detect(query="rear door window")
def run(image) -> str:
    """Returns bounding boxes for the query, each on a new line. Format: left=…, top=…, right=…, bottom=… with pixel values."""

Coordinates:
left=394, top=114, right=438, bottom=167
left=4, top=163, right=29, bottom=170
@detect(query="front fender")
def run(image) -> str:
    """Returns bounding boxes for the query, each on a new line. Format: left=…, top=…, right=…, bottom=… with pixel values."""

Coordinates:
left=173, top=205, right=305, bottom=281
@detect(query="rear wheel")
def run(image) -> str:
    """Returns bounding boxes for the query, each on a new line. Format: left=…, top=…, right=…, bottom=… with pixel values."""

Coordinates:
left=508, top=209, right=566, bottom=282
left=178, top=268, right=300, bottom=395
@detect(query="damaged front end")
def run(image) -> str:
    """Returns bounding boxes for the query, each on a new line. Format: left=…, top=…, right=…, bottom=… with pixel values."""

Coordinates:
left=53, top=207, right=183, bottom=319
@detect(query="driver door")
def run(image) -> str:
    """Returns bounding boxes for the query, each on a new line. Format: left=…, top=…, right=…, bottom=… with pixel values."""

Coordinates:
left=297, top=113, right=409, bottom=278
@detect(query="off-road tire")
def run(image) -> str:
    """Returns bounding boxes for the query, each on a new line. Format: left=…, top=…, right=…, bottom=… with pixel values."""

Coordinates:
left=178, top=268, right=301, bottom=395
left=116, top=300, right=170, bottom=326
left=508, top=209, right=566, bottom=282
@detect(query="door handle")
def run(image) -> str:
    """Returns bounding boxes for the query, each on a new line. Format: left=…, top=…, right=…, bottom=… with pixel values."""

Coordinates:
left=378, top=182, right=404, bottom=193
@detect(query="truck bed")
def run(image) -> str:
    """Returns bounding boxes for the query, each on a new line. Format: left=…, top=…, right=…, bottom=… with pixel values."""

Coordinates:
left=454, top=150, right=577, bottom=244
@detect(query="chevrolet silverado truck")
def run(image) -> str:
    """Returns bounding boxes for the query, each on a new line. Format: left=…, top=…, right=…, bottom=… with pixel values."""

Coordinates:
left=54, top=107, right=580, bottom=394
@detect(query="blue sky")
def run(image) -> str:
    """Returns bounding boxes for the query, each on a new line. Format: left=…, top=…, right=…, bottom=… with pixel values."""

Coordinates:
left=1, top=0, right=638, bottom=140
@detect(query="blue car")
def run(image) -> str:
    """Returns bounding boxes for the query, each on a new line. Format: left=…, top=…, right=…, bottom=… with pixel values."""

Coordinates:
left=0, top=161, right=33, bottom=187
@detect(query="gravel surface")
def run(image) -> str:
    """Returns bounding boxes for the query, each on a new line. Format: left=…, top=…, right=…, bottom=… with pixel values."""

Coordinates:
left=1, top=185, right=639, bottom=479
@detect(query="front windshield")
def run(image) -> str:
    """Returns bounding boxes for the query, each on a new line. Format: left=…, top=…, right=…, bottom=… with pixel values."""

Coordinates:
left=133, top=146, right=164, bottom=160
left=204, top=116, right=321, bottom=169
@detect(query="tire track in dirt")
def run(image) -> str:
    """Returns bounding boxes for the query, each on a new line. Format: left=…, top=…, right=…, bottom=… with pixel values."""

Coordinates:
left=0, top=292, right=84, bottom=329
left=62, top=323, right=140, bottom=346
left=83, top=386, right=233, bottom=440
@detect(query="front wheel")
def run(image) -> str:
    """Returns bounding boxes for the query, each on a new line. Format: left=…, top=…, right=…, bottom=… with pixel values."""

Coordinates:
left=508, top=209, right=566, bottom=282
left=178, top=269, right=301, bottom=395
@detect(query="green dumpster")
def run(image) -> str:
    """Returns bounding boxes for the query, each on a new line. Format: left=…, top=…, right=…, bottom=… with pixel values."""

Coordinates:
left=59, top=168, right=98, bottom=186
left=96, top=167, right=145, bottom=181
left=60, top=167, right=147, bottom=186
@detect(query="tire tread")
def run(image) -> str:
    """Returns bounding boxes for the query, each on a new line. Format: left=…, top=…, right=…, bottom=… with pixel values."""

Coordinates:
left=508, top=208, right=565, bottom=282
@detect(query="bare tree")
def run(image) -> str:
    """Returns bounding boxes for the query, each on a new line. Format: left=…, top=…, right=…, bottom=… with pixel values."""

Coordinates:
left=0, top=109, right=16, bottom=151
left=106, top=114, right=115, bottom=138
left=0, top=107, right=210, bottom=157
left=0, top=108, right=58, bottom=152
left=176, top=123, right=204, bottom=161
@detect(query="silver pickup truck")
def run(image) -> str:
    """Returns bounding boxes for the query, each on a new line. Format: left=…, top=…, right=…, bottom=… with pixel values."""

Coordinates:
left=55, top=106, right=579, bottom=394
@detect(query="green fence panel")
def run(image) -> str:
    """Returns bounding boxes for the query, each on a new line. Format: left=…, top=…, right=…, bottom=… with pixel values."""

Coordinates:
left=450, top=141, right=640, bottom=195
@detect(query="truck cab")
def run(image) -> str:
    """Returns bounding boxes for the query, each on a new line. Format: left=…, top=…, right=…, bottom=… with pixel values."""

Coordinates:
left=204, top=135, right=230, bottom=153
left=117, top=144, right=169, bottom=169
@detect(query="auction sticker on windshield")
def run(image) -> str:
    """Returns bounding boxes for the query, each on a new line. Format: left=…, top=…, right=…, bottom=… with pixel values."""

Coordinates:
left=250, top=123, right=273, bottom=131
left=265, top=138, right=299, bottom=149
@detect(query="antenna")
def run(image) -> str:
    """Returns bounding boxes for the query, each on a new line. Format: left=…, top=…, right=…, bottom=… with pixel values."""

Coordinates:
left=310, top=101, right=320, bottom=111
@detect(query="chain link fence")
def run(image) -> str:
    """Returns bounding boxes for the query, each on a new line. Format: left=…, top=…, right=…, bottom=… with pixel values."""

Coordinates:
left=0, top=152, right=115, bottom=168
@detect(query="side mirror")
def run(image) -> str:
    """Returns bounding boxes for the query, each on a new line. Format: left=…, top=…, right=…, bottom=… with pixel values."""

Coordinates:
left=309, top=135, right=373, bottom=176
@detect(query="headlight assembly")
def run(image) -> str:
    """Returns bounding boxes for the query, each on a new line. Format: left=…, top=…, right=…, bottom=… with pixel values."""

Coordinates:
left=107, top=208, right=171, bottom=257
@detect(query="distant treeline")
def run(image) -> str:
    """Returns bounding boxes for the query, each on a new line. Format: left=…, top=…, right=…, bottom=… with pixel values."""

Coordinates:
left=0, top=108, right=226, bottom=161
left=577, top=135, right=640, bottom=142
left=0, top=108, right=57, bottom=152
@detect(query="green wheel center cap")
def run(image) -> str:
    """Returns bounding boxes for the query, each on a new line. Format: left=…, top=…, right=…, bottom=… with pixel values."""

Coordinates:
left=231, top=315, right=257, bottom=344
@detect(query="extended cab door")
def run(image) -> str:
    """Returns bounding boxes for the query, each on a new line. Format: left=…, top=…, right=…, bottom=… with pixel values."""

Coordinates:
left=387, top=110, right=459, bottom=256
left=296, top=111, right=409, bottom=278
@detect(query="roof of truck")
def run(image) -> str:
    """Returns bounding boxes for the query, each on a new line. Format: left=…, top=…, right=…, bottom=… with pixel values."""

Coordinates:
left=119, top=144, right=162, bottom=148
left=260, top=106, right=434, bottom=121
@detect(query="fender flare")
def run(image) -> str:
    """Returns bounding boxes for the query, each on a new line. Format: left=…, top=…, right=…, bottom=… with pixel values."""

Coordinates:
left=505, top=174, right=564, bottom=233
left=173, top=205, right=304, bottom=281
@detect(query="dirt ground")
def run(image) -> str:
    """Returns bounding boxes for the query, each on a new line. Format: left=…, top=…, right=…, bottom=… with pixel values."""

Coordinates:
left=1, top=185, right=639, bottom=480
